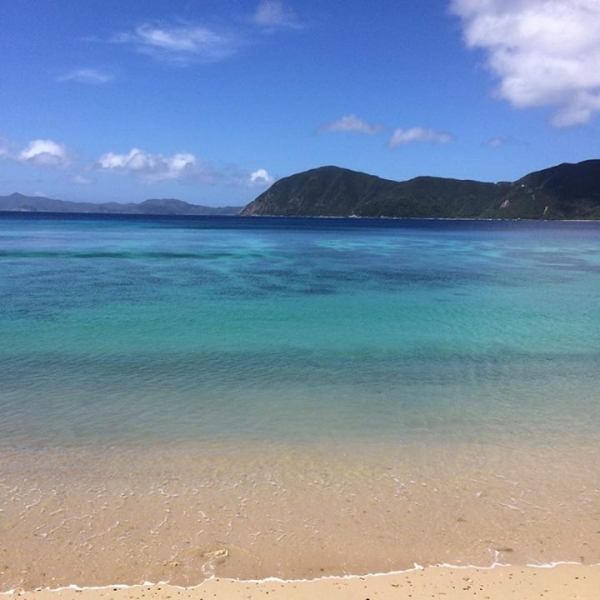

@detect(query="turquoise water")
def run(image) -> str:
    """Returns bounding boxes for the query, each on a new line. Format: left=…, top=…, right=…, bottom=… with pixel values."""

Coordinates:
left=3, top=214, right=600, bottom=588
left=2, top=214, right=600, bottom=451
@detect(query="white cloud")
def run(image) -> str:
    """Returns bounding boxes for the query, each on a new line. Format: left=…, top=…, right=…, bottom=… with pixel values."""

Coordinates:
left=251, top=0, right=301, bottom=29
left=96, top=148, right=198, bottom=183
left=95, top=148, right=275, bottom=188
left=114, top=23, right=238, bottom=64
left=18, top=139, right=70, bottom=167
left=317, top=114, right=383, bottom=135
left=58, top=69, right=113, bottom=85
left=451, top=0, right=600, bottom=127
left=248, top=168, right=275, bottom=186
left=388, top=127, right=453, bottom=147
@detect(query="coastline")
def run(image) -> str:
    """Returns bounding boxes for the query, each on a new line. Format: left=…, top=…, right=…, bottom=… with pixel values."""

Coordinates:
left=3, top=209, right=600, bottom=222
left=3, top=440, right=600, bottom=590
left=8, top=564, right=600, bottom=599
left=3, top=215, right=600, bottom=596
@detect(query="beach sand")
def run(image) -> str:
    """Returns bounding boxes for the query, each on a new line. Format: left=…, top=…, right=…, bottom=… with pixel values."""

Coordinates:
left=2, top=442, right=600, bottom=591
left=8, top=565, right=600, bottom=600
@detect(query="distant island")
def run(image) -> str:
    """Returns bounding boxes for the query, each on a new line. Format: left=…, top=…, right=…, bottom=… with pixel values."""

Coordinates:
left=241, top=159, right=600, bottom=220
left=0, top=194, right=242, bottom=216
left=3, top=159, right=600, bottom=219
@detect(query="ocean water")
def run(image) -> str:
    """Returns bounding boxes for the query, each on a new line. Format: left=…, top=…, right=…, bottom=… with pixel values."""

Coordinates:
left=1, top=214, right=600, bottom=588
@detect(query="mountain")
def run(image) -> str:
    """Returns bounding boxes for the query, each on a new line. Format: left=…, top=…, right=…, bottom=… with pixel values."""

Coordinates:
left=0, top=193, right=242, bottom=215
left=4, top=159, right=600, bottom=219
left=240, top=160, right=600, bottom=219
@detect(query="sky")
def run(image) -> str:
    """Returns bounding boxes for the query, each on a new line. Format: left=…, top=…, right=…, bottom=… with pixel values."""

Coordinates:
left=1, top=0, right=600, bottom=207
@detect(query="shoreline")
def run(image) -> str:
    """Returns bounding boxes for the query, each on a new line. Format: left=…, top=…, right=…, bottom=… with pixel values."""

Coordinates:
left=3, top=441, right=600, bottom=589
left=3, top=209, right=600, bottom=222
left=7, top=564, right=600, bottom=599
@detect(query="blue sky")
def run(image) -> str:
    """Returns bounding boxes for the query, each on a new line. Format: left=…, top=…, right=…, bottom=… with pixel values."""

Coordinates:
left=2, top=0, right=600, bottom=206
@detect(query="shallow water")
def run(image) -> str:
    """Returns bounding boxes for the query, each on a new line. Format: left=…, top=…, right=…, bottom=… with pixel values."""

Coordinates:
left=1, top=214, right=599, bottom=588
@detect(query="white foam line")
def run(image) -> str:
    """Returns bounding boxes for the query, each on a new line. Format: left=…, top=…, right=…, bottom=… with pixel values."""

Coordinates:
left=525, top=561, right=583, bottom=569
left=2, top=562, right=599, bottom=595
left=435, top=562, right=505, bottom=570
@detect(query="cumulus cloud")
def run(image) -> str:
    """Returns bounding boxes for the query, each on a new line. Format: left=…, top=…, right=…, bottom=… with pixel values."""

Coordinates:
left=96, top=148, right=199, bottom=183
left=251, top=0, right=301, bottom=29
left=248, top=168, right=275, bottom=186
left=58, top=69, right=113, bottom=85
left=317, top=114, right=383, bottom=135
left=451, top=0, right=600, bottom=127
left=388, top=127, right=453, bottom=147
left=95, top=147, right=276, bottom=188
left=18, top=139, right=70, bottom=167
left=114, top=23, right=238, bottom=64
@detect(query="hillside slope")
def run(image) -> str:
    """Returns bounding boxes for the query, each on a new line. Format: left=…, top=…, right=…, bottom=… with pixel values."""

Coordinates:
left=241, top=160, right=600, bottom=219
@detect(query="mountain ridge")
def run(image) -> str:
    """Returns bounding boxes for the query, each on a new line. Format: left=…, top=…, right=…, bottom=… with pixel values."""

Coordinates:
left=0, top=193, right=242, bottom=216
left=240, top=159, right=600, bottom=219
left=4, top=159, right=600, bottom=219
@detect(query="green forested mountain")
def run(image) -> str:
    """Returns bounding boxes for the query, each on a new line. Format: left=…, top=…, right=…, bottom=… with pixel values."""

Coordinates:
left=4, top=159, right=600, bottom=219
left=241, top=160, right=600, bottom=219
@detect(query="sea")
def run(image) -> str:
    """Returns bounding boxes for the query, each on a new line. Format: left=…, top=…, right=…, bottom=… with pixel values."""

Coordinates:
left=1, top=213, right=599, bottom=589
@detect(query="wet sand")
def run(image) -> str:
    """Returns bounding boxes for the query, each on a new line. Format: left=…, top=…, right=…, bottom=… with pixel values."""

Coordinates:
left=2, top=441, right=600, bottom=591
left=7, top=565, right=600, bottom=600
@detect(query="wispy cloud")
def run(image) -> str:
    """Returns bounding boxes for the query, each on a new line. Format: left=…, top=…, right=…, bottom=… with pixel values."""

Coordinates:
left=110, top=2, right=301, bottom=65
left=451, top=0, right=600, bottom=127
left=388, top=127, right=453, bottom=147
left=113, top=23, right=239, bottom=64
left=317, top=114, right=384, bottom=135
left=18, top=139, right=70, bottom=167
left=486, top=136, right=512, bottom=148
left=58, top=68, right=113, bottom=85
left=70, top=174, right=94, bottom=185
left=251, top=0, right=302, bottom=30
left=55, top=173, right=96, bottom=186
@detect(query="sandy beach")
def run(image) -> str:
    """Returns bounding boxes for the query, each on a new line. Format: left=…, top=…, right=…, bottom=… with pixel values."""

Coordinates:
left=7, top=565, right=600, bottom=600
left=3, top=442, right=600, bottom=590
